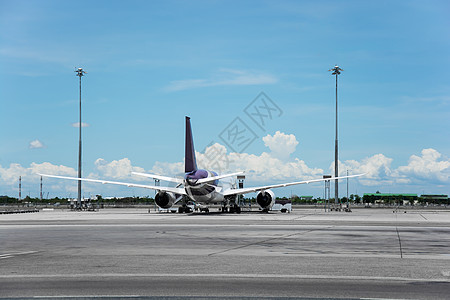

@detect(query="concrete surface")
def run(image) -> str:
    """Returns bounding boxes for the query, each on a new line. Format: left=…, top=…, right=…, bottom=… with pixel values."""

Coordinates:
left=1, top=208, right=450, bottom=299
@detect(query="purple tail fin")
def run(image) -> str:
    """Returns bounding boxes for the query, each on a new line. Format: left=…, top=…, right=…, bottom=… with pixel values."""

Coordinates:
left=185, top=116, right=197, bottom=173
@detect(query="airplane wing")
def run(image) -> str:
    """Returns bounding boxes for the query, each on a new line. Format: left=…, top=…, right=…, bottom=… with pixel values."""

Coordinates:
left=39, top=174, right=187, bottom=195
left=223, top=173, right=365, bottom=196
left=131, top=172, right=184, bottom=184
left=196, top=171, right=245, bottom=184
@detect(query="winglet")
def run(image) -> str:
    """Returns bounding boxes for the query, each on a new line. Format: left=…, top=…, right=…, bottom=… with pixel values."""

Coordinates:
left=185, top=116, right=197, bottom=173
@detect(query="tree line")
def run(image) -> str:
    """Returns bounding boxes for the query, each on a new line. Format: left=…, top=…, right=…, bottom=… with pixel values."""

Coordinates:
left=1, top=193, right=448, bottom=206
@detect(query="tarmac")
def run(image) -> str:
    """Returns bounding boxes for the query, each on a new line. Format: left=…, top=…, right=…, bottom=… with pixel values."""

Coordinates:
left=1, top=207, right=450, bottom=299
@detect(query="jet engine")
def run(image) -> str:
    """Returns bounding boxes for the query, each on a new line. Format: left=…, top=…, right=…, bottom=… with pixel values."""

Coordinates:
left=256, top=189, right=275, bottom=211
left=155, top=191, right=176, bottom=209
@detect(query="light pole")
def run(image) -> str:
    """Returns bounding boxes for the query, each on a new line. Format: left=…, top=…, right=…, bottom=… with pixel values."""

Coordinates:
left=328, top=65, right=343, bottom=206
left=75, top=68, right=86, bottom=209
left=323, top=175, right=331, bottom=212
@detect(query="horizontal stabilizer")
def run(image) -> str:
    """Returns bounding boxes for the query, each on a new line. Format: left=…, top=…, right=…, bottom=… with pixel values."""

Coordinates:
left=196, top=171, right=245, bottom=184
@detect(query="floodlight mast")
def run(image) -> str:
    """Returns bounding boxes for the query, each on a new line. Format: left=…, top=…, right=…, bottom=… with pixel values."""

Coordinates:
left=328, top=65, right=343, bottom=206
left=75, top=68, right=86, bottom=210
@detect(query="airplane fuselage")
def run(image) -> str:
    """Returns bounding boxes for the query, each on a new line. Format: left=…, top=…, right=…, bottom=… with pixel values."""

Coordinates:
left=184, top=169, right=225, bottom=203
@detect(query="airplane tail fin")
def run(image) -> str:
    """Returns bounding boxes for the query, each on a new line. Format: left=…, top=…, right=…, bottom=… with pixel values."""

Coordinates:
left=185, top=116, right=197, bottom=173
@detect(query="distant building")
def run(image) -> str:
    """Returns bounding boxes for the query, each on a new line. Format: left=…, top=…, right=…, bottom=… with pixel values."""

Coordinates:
left=421, top=195, right=449, bottom=205
left=363, top=193, right=418, bottom=205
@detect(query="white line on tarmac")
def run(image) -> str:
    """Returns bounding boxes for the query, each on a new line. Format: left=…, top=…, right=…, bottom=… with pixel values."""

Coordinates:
left=0, top=273, right=449, bottom=282
left=33, top=296, right=141, bottom=298
left=0, top=251, right=37, bottom=259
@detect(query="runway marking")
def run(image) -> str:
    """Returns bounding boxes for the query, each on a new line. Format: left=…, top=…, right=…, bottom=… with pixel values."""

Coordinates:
left=292, top=211, right=321, bottom=220
left=33, top=296, right=141, bottom=298
left=394, top=214, right=403, bottom=259
left=0, top=273, right=449, bottom=283
left=0, top=251, right=37, bottom=259
left=419, top=213, right=428, bottom=220
left=207, top=226, right=334, bottom=256
left=395, top=226, right=403, bottom=259
left=361, top=298, right=410, bottom=300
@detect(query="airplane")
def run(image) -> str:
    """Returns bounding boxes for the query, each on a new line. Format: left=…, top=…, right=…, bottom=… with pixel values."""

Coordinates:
left=40, top=116, right=364, bottom=213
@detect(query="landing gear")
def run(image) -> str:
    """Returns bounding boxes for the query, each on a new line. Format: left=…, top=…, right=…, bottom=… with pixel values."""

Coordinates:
left=199, top=207, right=209, bottom=213
left=178, top=205, right=192, bottom=213
left=223, top=204, right=241, bottom=214
left=229, top=205, right=241, bottom=214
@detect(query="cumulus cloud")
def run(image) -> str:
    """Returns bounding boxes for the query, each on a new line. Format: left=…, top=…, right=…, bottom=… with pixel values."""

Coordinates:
left=262, top=131, right=299, bottom=161
left=338, top=148, right=450, bottom=187
left=194, top=132, right=322, bottom=183
left=149, top=161, right=184, bottom=177
left=196, top=143, right=230, bottom=172
left=0, top=162, right=78, bottom=196
left=339, top=154, right=394, bottom=186
left=0, top=162, right=77, bottom=185
left=394, top=149, right=450, bottom=183
left=0, top=163, right=29, bottom=185
left=1, top=140, right=449, bottom=197
left=93, top=158, right=147, bottom=180
left=29, top=139, right=45, bottom=149
left=31, top=162, right=77, bottom=177
left=227, top=152, right=323, bottom=182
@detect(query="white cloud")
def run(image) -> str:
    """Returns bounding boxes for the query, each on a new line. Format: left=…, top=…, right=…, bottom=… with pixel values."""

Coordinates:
left=164, top=69, right=278, bottom=92
left=71, top=122, right=90, bottom=128
left=0, top=162, right=77, bottom=191
left=227, top=152, right=323, bottom=182
left=149, top=161, right=184, bottom=177
left=262, top=131, right=299, bottom=161
left=0, top=163, right=28, bottom=185
left=30, top=162, right=77, bottom=177
left=194, top=133, right=322, bottom=183
left=394, top=149, right=450, bottom=183
left=29, top=139, right=45, bottom=149
left=196, top=143, right=230, bottom=173
left=339, top=154, right=394, bottom=186
left=93, top=158, right=146, bottom=180
left=339, top=148, right=450, bottom=187
left=1, top=145, right=449, bottom=197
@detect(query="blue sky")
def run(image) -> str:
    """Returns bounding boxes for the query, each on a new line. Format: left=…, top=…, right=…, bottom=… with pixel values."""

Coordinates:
left=1, top=0, right=449, bottom=199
